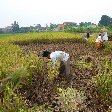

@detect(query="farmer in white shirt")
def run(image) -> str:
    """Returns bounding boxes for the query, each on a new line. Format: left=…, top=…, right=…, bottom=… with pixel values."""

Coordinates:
left=95, top=33, right=103, bottom=43
left=42, top=50, right=70, bottom=76
left=95, top=33, right=104, bottom=49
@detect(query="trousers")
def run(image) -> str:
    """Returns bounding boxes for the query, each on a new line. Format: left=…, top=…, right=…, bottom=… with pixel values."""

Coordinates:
left=59, top=58, right=70, bottom=76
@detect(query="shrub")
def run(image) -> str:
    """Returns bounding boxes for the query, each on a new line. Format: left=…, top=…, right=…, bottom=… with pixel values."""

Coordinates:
left=94, top=72, right=112, bottom=105
left=47, top=61, right=60, bottom=81
left=104, top=42, right=112, bottom=52
left=0, top=85, right=28, bottom=112
left=57, top=87, right=86, bottom=112
left=93, top=57, right=112, bottom=105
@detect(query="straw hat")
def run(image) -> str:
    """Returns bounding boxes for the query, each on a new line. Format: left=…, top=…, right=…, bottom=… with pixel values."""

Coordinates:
left=101, top=28, right=107, bottom=32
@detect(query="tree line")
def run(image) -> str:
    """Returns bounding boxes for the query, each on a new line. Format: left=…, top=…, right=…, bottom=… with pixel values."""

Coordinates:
left=0, top=15, right=112, bottom=34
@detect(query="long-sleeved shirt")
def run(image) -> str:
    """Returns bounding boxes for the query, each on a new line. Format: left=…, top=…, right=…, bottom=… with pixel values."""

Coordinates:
left=103, top=32, right=108, bottom=41
left=50, top=51, right=69, bottom=65
left=95, top=35, right=103, bottom=42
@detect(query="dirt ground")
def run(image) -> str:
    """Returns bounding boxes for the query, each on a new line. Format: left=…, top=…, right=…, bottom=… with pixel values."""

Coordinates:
left=18, top=42, right=112, bottom=112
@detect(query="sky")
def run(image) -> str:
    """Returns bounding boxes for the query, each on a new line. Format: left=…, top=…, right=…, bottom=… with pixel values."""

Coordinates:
left=0, top=0, right=112, bottom=28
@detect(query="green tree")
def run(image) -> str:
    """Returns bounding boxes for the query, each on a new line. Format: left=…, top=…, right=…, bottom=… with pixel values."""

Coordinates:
left=49, top=23, right=57, bottom=31
left=64, top=24, right=73, bottom=32
left=19, top=27, right=31, bottom=33
left=79, top=22, right=85, bottom=27
left=0, top=28, right=4, bottom=34
left=79, top=22, right=94, bottom=27
left=12, top=21, right=20, bottom=33
left=98, top=15, right=112, bottom=26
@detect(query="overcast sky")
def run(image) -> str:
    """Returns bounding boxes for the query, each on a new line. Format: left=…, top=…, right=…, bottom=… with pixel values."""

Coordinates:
left=0, top=0, right=112, bottom=27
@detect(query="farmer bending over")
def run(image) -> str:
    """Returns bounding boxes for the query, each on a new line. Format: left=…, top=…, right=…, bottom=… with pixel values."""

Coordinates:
left=42, top=50, right=70, bottom=76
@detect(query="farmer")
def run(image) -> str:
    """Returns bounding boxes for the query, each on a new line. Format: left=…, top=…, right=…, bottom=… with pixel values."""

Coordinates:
left=85, top=28, right=90, bottom=40
left=95, top=33, right=104, bottom=49
left=42, top=50, right=70, bottom=76
left=101, top=28, right=108, bottom=41
left=103, top=31, right=108, bottom=41
left=86, top=28, right=90, bottom=39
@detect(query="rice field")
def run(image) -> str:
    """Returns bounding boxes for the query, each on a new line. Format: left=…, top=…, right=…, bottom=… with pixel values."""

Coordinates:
left=0, top=32, right=112, bottom=112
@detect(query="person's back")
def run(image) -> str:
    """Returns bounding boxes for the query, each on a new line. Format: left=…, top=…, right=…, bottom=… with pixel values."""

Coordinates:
left=50, top=51, right=69, bottom=64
